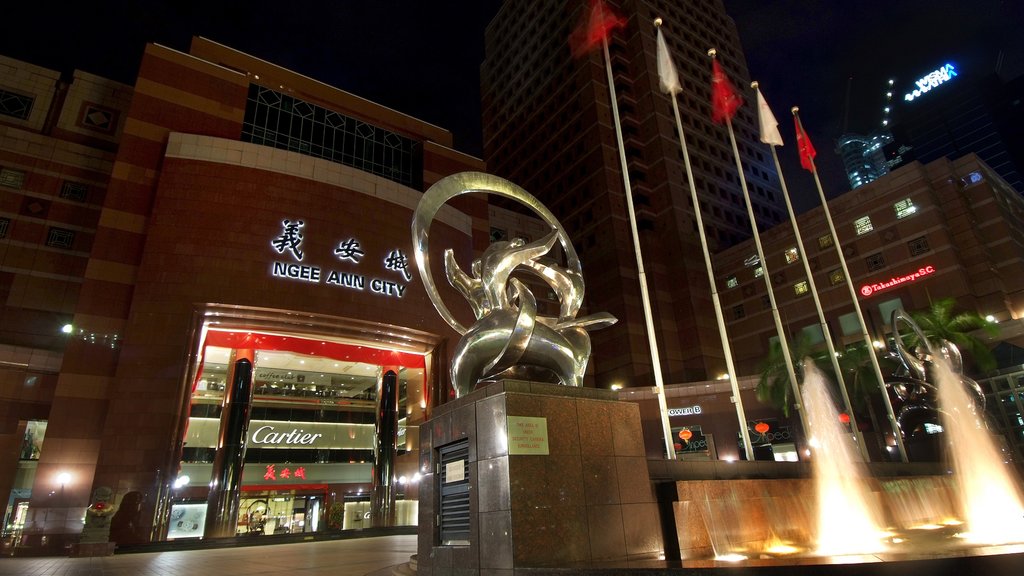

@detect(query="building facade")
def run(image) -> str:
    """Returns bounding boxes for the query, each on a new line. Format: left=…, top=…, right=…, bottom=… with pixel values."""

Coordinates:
left=0, top=38, right=488, bottom=550
left=481, top=0, right=786, bottom=388
left=714, top=153, right=1024, bottom=374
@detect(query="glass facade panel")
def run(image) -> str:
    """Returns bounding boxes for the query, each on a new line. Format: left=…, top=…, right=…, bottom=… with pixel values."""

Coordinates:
left=839, top=312, right=860, bottom=336
left=800, top=324, right=824, bottom=345
left=0, top=168, right=25, bottom=189
left=242, top=85, right=422, bottom=188
left=893, top=198, right=917, bottom=219
left=828, top=268, right=844, bottom=286
left=0, top=89, right=33, bottom=120
left=854, top=216, right=873, bottom=235
left=20, top=421, right=46, bottom=460
left=878, top=297, right=903, bottom=325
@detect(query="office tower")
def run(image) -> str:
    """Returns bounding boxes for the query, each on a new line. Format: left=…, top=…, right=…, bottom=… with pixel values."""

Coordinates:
left=887, top=63, right=1024, bottom=192
left=836, top=130, right=893, bottom=189
left=481, top=0, right=784, bottom=387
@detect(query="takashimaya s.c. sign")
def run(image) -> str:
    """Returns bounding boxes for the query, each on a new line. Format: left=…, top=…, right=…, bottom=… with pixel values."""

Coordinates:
left=860, top=265, right=935, bottom=297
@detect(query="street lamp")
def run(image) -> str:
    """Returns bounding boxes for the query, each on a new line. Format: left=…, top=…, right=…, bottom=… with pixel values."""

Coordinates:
left=56, top=472, right=71, bottom=499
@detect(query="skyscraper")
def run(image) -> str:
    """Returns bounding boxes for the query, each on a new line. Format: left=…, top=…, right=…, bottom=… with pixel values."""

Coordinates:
left=836, top=130, right=893, bottom=190
left=480, top=0, right=784, bottom=387
left=886, top=63, right=1024, bottom=192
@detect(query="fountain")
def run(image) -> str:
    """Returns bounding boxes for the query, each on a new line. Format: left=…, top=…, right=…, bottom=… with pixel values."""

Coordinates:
left=802, top=362, right=887, bottom=556
left=671, top=316, right=1024, bottom=566
left=930, top=345, right=1024, bottom=544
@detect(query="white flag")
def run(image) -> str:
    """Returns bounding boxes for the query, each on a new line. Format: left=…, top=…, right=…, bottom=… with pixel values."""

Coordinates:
left=755, top=86, right=784, bottom=146
left=656, top=28, right=681, bottom=95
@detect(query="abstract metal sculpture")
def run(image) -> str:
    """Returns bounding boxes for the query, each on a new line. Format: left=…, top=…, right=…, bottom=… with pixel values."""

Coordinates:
left=412, top=172, right=616, bottom=397
left=888, top=308, right=985, bottom=457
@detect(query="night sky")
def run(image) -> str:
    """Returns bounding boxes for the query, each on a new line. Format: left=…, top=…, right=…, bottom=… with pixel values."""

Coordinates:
left=2, top=1, right=1021, bottom=211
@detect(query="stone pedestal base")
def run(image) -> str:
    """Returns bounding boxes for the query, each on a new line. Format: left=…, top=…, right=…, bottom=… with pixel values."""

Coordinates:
left=417, top=380, right=663, bottom=575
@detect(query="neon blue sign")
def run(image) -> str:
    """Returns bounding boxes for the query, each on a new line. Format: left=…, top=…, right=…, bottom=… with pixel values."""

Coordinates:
left=904, top=63, right=957, bottom=102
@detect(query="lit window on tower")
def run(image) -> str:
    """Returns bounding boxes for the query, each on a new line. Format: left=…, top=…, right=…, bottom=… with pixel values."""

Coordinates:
left=794, top=281, right=809, bottom=296
left=894, top=198, right=917, bottom=219
left=854, top=216, right=873, bottom=236
left=784, top=247, right=799, bottom=264
left=829, top=269, right=845, bottom=286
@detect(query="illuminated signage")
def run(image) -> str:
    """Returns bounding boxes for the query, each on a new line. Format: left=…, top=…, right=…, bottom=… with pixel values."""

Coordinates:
left=262, top=464, right=307, bottom=481
left=668, top=405, right=702, bottom=417
left=250, top=425, right=323, bottom=446
left=269, top=218, right=411, bottom=297
left=859, top=265, right=936, bottom=297
left=904, top=63, right=957, bottom=102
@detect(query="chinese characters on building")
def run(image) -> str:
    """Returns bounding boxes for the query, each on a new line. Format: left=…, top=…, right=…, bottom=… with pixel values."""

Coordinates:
left=269, top=218, right=411, bottom=298
left=263, top=464, right=308, bottom=481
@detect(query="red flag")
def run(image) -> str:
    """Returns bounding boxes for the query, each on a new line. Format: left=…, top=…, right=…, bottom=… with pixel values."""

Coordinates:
left=570, top=0, right=626, bottom=57
left=711, top=59, right=742, bottom=123
left=794, top=116, right=817, bottom=171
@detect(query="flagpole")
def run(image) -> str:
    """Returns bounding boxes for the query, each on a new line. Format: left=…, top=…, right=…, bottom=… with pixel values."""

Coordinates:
left=752, top=83, right=868, bottom=462
left=656, top=23, right=753, bottom=461
left=600, top=28, right=676, bottom=460
left=792, top=107, right=909, bottom=463
left=708, top=48, right=799, bottom=460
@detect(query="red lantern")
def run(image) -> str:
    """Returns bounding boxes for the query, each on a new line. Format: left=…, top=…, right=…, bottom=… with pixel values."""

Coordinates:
left=673, top=443, right=682, bottom=451
left=678, top=429, right=693, bottom=442
left=838, top=413, right=851, bottom=425
left=754, top=422, right=769, bottom=434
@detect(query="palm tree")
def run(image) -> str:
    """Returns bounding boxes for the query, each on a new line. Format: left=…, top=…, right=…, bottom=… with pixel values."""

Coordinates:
left=757, top=333, right=816, bottom=417
left=904, top=298, right=998, bottom=374
left=758, top=335, right=895, bottom=427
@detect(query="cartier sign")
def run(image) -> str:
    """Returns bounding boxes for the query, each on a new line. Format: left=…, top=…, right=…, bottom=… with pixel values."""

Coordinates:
left=249, top=425, right=323, bottom=446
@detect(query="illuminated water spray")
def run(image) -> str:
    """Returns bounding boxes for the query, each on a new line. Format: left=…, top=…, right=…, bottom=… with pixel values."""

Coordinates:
left=933, top=360, right=1024, bottom=544
left=802, top=362, right=886, bottom=555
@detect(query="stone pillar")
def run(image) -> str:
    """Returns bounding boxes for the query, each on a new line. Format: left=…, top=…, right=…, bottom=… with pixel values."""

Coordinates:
left=203, top=351, right=254, bottom=538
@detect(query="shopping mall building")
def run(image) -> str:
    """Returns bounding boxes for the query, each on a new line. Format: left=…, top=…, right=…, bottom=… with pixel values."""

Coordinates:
left=0, top=37, right=525, bottom=550
left=5, top=35, right=1024, bottom=553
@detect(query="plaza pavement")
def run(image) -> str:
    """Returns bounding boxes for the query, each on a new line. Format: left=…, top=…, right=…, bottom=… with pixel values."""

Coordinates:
left=0, top=534, right=416, bottom=576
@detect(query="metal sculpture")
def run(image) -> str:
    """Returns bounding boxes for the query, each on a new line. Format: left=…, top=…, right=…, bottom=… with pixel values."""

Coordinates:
left=888, top=308, right=984, bottom=457
left=412, top=172, right=616, bottom=397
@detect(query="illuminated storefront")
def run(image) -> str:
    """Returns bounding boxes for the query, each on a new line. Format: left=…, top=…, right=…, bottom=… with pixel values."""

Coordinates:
left=168, top=329, right=426, bottom=537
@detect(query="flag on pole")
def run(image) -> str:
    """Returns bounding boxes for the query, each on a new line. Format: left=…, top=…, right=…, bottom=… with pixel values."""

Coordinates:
left=794, top=116, right=817, bottom=171
left=570, top=0, right=626, bottom=57
left=710, top=58, right=743, bottom=124
left=754, top=84, right=784, bottom=146
left=655, top=26, right=681, bottom=95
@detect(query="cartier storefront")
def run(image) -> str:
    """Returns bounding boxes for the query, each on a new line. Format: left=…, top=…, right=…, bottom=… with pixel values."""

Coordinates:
left=168, top=324, right=429, bottom=538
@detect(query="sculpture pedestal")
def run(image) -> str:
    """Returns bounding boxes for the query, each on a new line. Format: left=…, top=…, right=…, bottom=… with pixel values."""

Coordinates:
left=417, top=380, right=663, bottom=575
